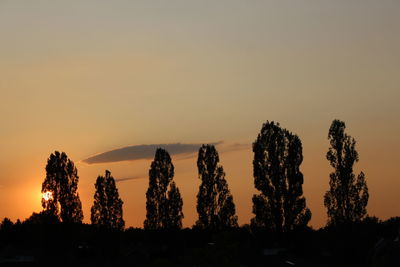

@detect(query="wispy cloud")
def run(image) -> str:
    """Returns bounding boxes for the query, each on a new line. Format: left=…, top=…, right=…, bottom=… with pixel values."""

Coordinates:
left=221, top=143, right=250, bottom=153
left=82, top=142, right=221, bottom=164
left=115, top=176, right=146, bottom=183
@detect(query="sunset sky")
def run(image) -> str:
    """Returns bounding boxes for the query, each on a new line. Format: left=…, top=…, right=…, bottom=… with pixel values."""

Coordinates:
left=1, top=1, right=399, bottom=229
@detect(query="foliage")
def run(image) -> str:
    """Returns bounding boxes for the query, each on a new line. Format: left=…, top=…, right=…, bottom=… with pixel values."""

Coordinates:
left=0, top=217, right=14, bottom=231
left=41, top=151, right=83, bottom=223
left=251, top=121, right=311, bottom=232
left=23, top=210, right=60, bottom=225
left=195, top=144, right=238, bottom=230
left=324, top=120, right=369, bottom=225
left=144, top=148, right=183, bottom=230
left=91, top=170, right=125, bottom=230
left=165, top=181, right=184, bottom=229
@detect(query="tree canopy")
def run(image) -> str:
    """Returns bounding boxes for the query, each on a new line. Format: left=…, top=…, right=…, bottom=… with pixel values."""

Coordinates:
left=324, top=119, right=369, bottom=225
left=91, top=170, right=125, bottom=230
left=144, top=148, right=183, bottom=230
left=41, top=151, right=83, bottom=223
left=195, top=144, right=238, bottom=230
left=252, top=121, right=311, bottom=232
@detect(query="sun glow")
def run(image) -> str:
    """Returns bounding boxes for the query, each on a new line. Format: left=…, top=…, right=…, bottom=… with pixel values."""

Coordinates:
left=42, top=191, right=53, bottom=201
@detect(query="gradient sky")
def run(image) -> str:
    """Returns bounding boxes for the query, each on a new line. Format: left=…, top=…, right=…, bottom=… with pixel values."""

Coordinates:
left=1, top=1, right=399, bottom=228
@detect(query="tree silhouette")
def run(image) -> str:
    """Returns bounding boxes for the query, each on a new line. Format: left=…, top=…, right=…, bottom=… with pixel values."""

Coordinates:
left=195, top=144, right=238, bottom=230
left=23, top=211, right=59, bottom=225
left=251, top=121, right=311, bottom=232
left=0, top=218, right=14, bottom=231
left=144, top=148, right=183, bottom=230
left=91, top=170, right=125, bottom=230
left=166, top=181, right=184, bottom=229
left=41, top=151, right=83, bottom=223
left=324, top=119, right=369, bottom=225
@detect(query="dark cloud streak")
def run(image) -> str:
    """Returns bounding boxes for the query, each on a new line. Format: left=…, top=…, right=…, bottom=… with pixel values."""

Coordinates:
left=82, top=142, right=220, bottom=164
left=115, top=176, right=145, bottom=183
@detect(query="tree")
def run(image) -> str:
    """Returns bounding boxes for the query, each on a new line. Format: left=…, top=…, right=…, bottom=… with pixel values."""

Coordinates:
left=195, top=144, right=238, bottom=230
left=252, top=121, right=311, bottom=232
left=165, top=181, right=184, bottom=229
left=91, top=170, right=125, bottom=230
left=41, top=151, right=83, bottom=223
left=324, top=119, right=368, bottom=225
left=144, top=148, right=183, bottom=230
left=23, top=211, right=59, bottom=225
left=0, top=218, right=14, bottom=231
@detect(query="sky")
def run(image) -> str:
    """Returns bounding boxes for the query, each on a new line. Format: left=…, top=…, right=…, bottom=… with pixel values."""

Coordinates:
left=0, top=0, right=399, bottom=229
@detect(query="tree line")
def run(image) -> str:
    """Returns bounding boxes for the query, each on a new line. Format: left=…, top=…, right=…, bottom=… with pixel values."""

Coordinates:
left=36, top=119, right=368, bottom=232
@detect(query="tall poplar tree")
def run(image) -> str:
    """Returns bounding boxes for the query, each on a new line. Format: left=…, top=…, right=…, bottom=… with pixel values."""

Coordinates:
left=196, top=145, right=238, bottom=230
left=252, top=122, right=311, bottom=232
left=144, top=148, right=183, bottom=230
left=324, top=119, right=369, bottom=225
left=91, top=170, right=125, bottom=230
left=165, top=181, right=184, bottom=229
left=41, top=151, right=83, bottom=223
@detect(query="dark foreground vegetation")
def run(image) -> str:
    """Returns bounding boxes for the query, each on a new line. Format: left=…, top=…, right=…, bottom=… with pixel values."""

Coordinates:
left=1, top=216, right=399, bottom=267
left=1, top=119, right=398, bottom=266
